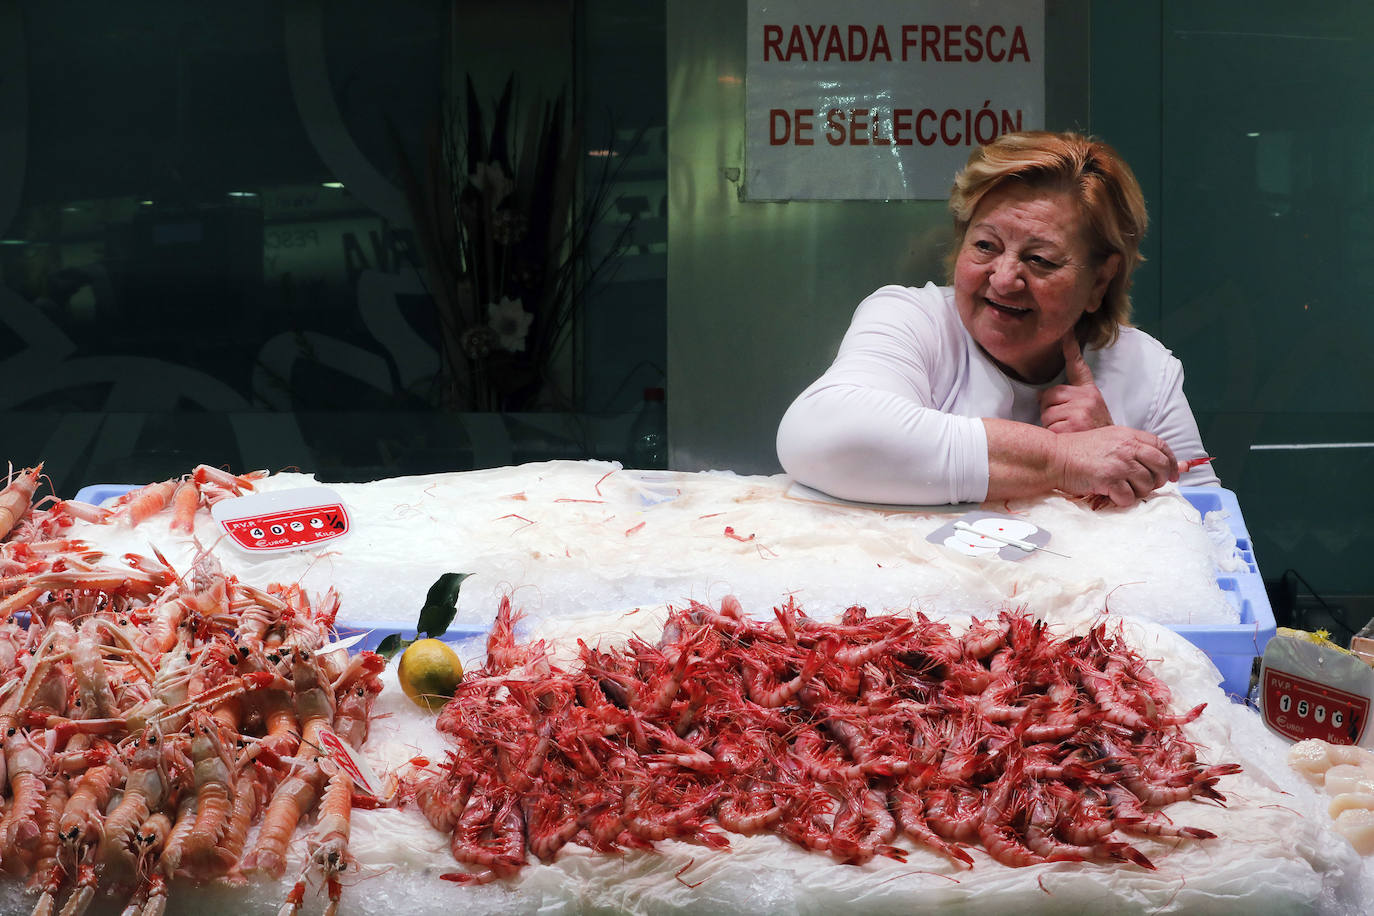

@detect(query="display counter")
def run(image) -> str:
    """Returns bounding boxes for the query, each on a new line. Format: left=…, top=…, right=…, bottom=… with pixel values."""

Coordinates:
left=1, top=461, right=1366, bottom=915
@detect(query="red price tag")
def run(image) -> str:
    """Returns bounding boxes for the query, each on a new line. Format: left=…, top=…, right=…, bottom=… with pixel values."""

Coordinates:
left=317, top=725, right=383, bottom=797
left=220, top=503, right=348, bottom=552
left=211, top=487, right=351, bottom=554
left=1262, top=667, right=1368, bottom=745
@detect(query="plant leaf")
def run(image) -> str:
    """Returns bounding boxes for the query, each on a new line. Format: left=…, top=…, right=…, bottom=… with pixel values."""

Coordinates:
left=465, top=74, right=487, bottom=167
left=417, top=572, right=473, bottom=638
left=376, top=633, right=408, bottom=660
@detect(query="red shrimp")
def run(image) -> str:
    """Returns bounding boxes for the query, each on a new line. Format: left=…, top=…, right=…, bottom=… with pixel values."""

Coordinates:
left=0, top=464, right=43, bottom=542
left=524, top=790, right=584, bottom=862
left=25, top=771, right=68, bottom=915
left=143, top=794, right=197, bottom=916
left=192, top=463, right=260, bottom=493
left=891, top=768, right=975, bottom=867
left=2, top=730, right=52, bottom=855
left=1104, top=785, right=1217, bottom=839
left=283, top=768, right=353, bottom=916
left=240, top=760, right=326, bottom=880
left=414, top=769, right=475, bottom=835
left=775, top=787, right=834, bottom=855
left=444, top=790, right=526, bottom=885
left=640, top=627, right=708, bottom=714
left=178, top=713, right=237, bottom=868
left=169, top=479, right=200, bottom=534
left=716, top=783, right=790, bottom=836
left=1120, top=762, right=1240, bottom=807
left=202, top=771, right=259, bottom=878
left=1022, top=790, right=1113, bottom=865
left=58, top=762, right=123, bottom=854
left=744, top=642, right=825, bottom=707
left=98, top=730, right=175, bottom=880
left=828, top=786, right=904, bottom=865
left=113, top=479, right=177, bottom=526
left=484, top=595, right=531, bottom=675
left=827, top=617, right=914, bottom=668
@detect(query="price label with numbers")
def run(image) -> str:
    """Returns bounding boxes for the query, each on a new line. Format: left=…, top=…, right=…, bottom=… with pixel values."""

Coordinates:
left=1259, top=633, right=1374, bottom=746
left=211, top=486, right=350, bottom=553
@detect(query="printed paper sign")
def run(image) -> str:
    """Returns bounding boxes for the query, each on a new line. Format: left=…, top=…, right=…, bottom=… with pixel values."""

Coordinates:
left=746, top=0, right=1045, bottom=200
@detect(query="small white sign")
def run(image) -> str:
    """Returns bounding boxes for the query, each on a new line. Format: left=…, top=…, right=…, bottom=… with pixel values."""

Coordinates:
left=926, top=511, right=1056, bottom=562
left=746, top=0, right=1045, bottom=200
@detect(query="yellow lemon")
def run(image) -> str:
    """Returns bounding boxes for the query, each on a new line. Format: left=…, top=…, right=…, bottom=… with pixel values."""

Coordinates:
left=397, top=638, right=464, bottom=711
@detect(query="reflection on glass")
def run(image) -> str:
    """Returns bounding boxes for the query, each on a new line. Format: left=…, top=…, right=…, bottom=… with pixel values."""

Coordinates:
left=0, top=1, right=668, bottom=495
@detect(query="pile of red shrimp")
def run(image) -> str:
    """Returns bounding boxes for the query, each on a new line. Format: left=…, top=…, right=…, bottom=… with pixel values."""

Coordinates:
left=413, top=594, right=1242, bottom=883
left=0, top=463, right=383, bottom=916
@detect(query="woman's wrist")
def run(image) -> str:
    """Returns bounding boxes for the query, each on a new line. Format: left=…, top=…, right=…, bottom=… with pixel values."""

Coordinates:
left=982, top=418, right=1063, bottom=500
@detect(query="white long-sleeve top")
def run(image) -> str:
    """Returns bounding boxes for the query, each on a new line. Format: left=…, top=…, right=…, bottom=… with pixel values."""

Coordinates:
left=776, top=283, right=1219, bottom=505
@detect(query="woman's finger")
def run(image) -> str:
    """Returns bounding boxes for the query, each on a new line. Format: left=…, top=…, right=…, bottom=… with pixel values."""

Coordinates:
left=1107, top=480, right=1135, bottom=507
left=1061, top=332, right=1094, bottom=387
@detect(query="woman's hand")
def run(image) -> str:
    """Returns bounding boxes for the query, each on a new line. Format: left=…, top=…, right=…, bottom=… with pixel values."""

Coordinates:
left=1052, top=426, right=1180, bottom=507
left=1040, top=334, right=1113, bottom=432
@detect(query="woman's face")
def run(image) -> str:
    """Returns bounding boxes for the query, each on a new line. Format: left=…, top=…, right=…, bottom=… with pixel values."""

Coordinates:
left=953, top=182, right=1119, bottom=383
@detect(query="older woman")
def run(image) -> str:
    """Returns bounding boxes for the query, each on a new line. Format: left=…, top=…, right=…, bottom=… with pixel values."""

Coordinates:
left=776, top=131, right=1218, bottom=508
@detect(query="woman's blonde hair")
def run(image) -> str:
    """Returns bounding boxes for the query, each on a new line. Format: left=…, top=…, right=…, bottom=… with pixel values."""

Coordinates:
left=946, top=131, right=1147, bottom=349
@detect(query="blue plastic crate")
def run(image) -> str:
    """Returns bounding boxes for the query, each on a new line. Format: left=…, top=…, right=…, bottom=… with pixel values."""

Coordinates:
left=72, top=484, right=137, bottom=506
left=331, top=622, right=490, bottom=652
left=1174, top=487, right=1275, bottom=699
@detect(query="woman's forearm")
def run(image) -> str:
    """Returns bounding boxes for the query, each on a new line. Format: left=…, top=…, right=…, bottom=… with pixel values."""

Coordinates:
left=777, top=384, right=989, bottom=505
left=982, top=418, right=1064, bottom=501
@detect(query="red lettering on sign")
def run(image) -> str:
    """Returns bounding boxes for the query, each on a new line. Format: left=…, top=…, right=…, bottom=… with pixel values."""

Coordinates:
left=870, top=25, right=892, bottom=61
left=770, top=109, right=818, bottom=146
left=892, top=108, right=914, bottom=146
left=987, top=25, right=1006, bottom=61
left=1009, top=25, right=1030, bottom=61
left=944, top=25, right=963, bottom=61
left=922, top=24, right=941, bottom=60
left=940, top=108, right=961, bottom=146
left=763, top=24, right=782, bottom=61
left=900, top=25, right=919, bottom=60
left=825, top=108, right=845, bottom=145
left=770, top=109, right=790, bottom=145
left=965, top=25, right=985, bottom=62
left=917, top=108, right=938, bottom=146
left=849, top=108, right=869, bottom=145
left=824, top=26, right=844, bottom=60
left=765, top=22, right=1030, bottom=63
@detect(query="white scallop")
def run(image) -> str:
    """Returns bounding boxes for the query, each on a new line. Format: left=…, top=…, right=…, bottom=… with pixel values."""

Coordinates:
left=1289, top=738, right=1334, bottom=783
left=1328, top=792, right=1374, bottom=819
left=1327, top=743, right=1374, bottom=768
left=1324, top=763, right=1374, bottom=796
left=1334, top=807, right=1374, bottom=854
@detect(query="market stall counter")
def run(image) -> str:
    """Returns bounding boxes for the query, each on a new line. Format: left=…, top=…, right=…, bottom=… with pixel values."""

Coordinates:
left=0, top=460, right=1365, bottom=915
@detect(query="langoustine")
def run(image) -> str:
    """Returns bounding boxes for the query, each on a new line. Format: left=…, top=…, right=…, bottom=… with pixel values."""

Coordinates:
left=0, top=463, right=384, bottom=916
left=411, top=595, right=1241, bottom=881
